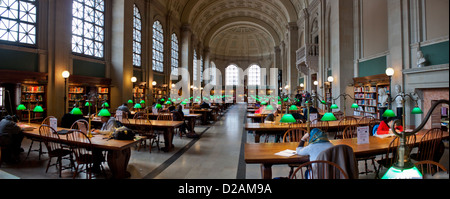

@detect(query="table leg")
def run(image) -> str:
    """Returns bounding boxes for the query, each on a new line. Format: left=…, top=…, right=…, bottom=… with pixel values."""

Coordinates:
left=107, top=148, right=132, bottom=179
left=162, top=128, right=175, bottom=152
left=260, top=164, right=273, bottom=179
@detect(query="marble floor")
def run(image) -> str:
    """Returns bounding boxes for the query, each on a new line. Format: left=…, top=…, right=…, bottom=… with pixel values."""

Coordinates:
left=1, top=103, right=448, bottom=179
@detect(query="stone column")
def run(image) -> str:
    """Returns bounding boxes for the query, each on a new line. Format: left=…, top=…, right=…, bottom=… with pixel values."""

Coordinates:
left=46, top=0, right=72, bottom=120
left=287, top=22, right=299, bottom=95
left=111, top=0, right=134, bottom=109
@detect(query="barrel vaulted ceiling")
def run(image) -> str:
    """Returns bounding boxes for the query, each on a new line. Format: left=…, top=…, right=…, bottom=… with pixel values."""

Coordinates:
left=160, top=0, right=311, bottom=57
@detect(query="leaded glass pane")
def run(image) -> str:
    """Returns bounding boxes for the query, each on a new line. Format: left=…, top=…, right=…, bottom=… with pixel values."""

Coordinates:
left=152, top=21, right=164, bottom=72
left=0, top=0, right=37, bottom=45
left=133, top=4, right=142, bottom=67
left=72, top=0, right=105, bottom=58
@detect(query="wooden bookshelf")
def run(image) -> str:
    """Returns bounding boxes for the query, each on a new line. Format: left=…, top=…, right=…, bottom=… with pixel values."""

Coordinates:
left=68, top=75, right=111, bottom=113
left=20, top=84, right=46, bottom=121
left=353, top=74, right=390, bottom=119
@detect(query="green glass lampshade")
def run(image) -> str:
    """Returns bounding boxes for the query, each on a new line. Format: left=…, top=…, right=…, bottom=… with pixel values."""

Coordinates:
left=33, top=105, right=44, bottom=113
left=261, top=101, right=268, bottom=105
left=321, top=100, right=326, bottom=105
left=351, top=103, right=359, bottom=109
left=133, top=103, right=142, bottom=109
left=278, top=101, right=282, bottom=105
left=161, top=99, right=165, bottom=102
left=155, top=104, right=163, bottom=109
left=382, top=166, right=423, bottom=179
left=330, top=104, right=339, bottom=110
left=321, top=112, right=337, bottom=122
left=70, top=107, right=83, bottom=115
left=265, top=105, right=275, bottom=111
left=165, top=101, right=172, bottom=105
left=283, top=98, right=288, bottom=102
left=289, top=105, right=299, bottom=111
left=102, top=102, right=110, bottom=108
left=280, top=114, right=297, bottom=123
left=85, top=102, right=93, bottom=107
left=382, top=109, right=397, bottom=118
left=181, top=101, right=187, bottom=105
left=98, top=109, right=111, bottom=117
left=411, top=107, right=424, bottom=115
left=17, top=104, right=27, bottom=111
left=127, top=100, right=134, bottom=104
left=140, top=100, right=146, bottom=104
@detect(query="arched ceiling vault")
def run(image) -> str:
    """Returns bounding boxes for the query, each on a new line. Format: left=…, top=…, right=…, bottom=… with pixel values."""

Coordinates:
left=171, top=0, right=309, bottom=57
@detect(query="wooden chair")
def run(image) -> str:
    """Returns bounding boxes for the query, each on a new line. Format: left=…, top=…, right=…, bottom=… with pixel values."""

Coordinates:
left=157, top=113, right=173, bottom=121
left=375, top=135, right=417, bottom=179
left=310, top=119, right=329, bottom=132
left=39, top=125, right=75, bottom=177
left=290, top=160, right=349, bottom=179
left=283, top=128, right=307, bottom=143
left=368, top=119, right=381, bottom=136
left=358, top=116, right=375, bottom=126
left=335, top=117, right=358, bottom=139
left=133, top=119, right=159, bottom=153
left=410, top=128, right=445, bottom=162
left=283, top=128, right=307, bottom=177
left=26, top=116, right=56, bottom=160
left=415, top=160, right=448, bottom=179
left=66, top=131, right=104, bottom=179
left=70, top=119, right=89, bottom=134
left=342, top=125, right=358, bottom=139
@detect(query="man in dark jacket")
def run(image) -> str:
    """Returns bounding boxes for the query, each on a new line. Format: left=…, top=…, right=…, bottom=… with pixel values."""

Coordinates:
left=0, top=116, right=24, bottom=163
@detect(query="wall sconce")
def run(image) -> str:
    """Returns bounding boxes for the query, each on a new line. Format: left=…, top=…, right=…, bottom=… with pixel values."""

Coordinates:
left=328, top=76, right=334, bottom=83
left=313, top=81, right=319, bottom=86
left=62, top=71, right=70, bottom=113
left=152, top=81, right=157, bottom=86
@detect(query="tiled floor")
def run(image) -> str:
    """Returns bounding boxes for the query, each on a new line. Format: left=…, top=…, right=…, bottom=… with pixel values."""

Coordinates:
left=1, top=104, right=448, bottom=179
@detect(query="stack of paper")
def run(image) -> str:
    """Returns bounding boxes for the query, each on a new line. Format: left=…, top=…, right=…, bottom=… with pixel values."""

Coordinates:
left=275, top=150, right=297, bottom=157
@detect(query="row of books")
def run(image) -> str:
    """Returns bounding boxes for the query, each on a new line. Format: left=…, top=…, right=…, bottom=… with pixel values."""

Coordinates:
left=22, top=86, right=45, bottom=93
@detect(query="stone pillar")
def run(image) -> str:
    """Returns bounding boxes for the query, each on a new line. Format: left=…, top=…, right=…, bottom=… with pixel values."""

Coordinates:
left=181, top=24, right=193, bottom=89
left=287, top=23, right=299, bottom=95
left=111, top=0, right=134, bottom=109
left=46, top=0, right=72, bottom=120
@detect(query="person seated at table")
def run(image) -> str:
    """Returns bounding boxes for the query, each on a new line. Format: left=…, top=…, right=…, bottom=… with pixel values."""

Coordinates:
left=264, top=111, right=279, bottom=123
left=168, top=105, right=176, bottom=112
left=302, top=105, right=319, bottom=121
left=200, top=101, right=211, bottom=109
left=117, top=103, right=132, bottom=117
left=92, top=115, right=119, bottom=135
left=0, top=115, right=24, bottom=164
left=296, top=128, right=334, bottom=162
left=172, top=105, right=197, bottom=138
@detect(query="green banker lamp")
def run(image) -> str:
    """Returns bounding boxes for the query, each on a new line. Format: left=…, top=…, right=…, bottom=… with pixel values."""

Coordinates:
left=280, top=114, right=297, bottom=124
left=321, top=112, right=337, bottom=122
left=33, top=105, right=44, bottom=113
left=98, top=108, right=111, bottom=117
left=128, top=99, right=134, bottom=104
left=17, top=104, right=29, bottom=124
left=382, top=109, right=397, bottom=118
left=134, top=103, right=143, bottom=110
left=70, top=107, right=83, bottom=115
left=102, top=102, right=110, bottom=108
left=382, top=99, right=449, bottom=179
left=289, top=105, right=298, bottom=111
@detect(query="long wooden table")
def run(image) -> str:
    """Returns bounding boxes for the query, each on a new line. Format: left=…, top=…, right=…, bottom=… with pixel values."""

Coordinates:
left=245, top=129, right=449, bottom=179
left=92, top=118, right=184, bottom=152
left=246, top=120, right=367, bottom=143
left=146, top=113, right=202, bottom=134
left=21, top=123, right=140, bottom=179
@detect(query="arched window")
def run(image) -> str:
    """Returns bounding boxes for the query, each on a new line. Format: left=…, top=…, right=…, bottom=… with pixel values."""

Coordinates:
left=0, top=0, right=38, bottom=45
left=133, top=4, right=142, bottom=67
left=210, top=62, right=217, bottom=86
left=193, top=50, right=197, bottom=81
left=171, top=33, right=179, bottom=77
left=200, top=56, right=203, bottom=82
left=72, top=0, right=105, bottom=58
left=152, top=20, right=164, bottom=72
left=226, top=65, right=239, bottom=86
left=248, top=65, right=261, bottom=86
